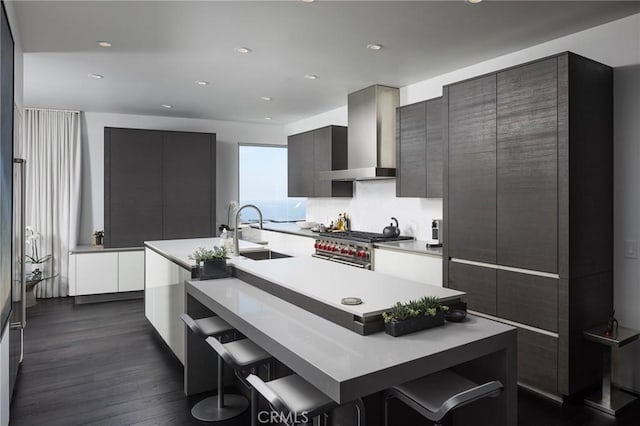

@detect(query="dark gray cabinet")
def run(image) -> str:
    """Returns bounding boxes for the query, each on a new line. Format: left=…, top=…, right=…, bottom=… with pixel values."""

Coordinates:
left=105, top=128, right=216, bottom=248
left=497, top=58, right=558, bottom=273
left=105, top=128, right=163, bottom=248
left=426, top=98, right=443, bottom=197
left=443, top=52, right=613, bottom=398
left=288, top=131, right=314, bottom=197
left=396, top=97, right=443, bottom=198
left=162, top=132, right=216, bottom=240
left=446, top=75, right=497, bottom=264
left=288, top=125, right=352, bottom=198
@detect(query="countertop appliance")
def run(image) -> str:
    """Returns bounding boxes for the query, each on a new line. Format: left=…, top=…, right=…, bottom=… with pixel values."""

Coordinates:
left=427, top=219, right=443, bottom=248
left=313, top=230, right=413, bottom=269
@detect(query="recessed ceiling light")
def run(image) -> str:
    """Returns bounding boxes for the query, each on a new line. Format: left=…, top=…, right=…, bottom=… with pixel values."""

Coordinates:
left=366, top=43, right=383, bottom=51
left=87, top=73, right=104, bottom=79
left=302, top=0, right=316, bottom=3
left=304, top=74, right=318, bottom=80
left=235, top=47, right=251, bottom=54
left=465, top=0, right=483, bottom=4
left=161, top=104, right=174, bottom=109
left=195, top=80, right=209, bottom=86
left=264, top=117, right=272, bottom=120
left=97, top=41, right=112, bottom=48
left=260, top=96, right=272, bottom=101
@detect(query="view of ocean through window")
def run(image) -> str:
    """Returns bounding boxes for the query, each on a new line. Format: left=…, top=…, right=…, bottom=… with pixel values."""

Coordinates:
left=239, top=144, right=306, bottom=222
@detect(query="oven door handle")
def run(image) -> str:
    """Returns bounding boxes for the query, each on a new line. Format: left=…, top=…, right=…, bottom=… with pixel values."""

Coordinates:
left=312, top=254, right=370, bottom=269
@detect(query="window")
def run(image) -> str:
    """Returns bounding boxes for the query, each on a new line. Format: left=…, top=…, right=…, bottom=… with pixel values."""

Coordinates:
left=238, top=144, right=305, bottom=222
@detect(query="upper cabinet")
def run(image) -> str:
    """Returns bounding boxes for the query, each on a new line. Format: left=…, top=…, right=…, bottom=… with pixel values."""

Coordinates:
left=287, top=125, right=352, bottom=198
left=447, top=76, right=497, bottom=264
left=396, top=97, right=443, bottom=198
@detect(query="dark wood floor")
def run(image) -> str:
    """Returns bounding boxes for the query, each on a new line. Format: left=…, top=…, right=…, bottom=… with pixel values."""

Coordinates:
left=9, top=298, right=640, bottom=425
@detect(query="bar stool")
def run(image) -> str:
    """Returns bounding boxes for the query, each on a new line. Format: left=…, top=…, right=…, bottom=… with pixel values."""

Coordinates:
left=383, top=369, right=503, bottom=426
left=247, top=373, right=366, bottom=426
left=180, top=313, right=248, bottom=422
left=205, top=336, right=273, bottom=426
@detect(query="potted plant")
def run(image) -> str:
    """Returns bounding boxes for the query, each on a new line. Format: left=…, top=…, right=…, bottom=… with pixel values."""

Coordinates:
left=189, top=246, right=229, bottom=280
left=25, top=226, right=51, bottom=277
left=93, top=230, right=105, bottom=246
left=382, top=296, right=448, bottom=337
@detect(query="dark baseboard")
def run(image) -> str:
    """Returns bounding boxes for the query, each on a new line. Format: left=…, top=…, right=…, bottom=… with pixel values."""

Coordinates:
left=74, top=290, right=143, bottom=305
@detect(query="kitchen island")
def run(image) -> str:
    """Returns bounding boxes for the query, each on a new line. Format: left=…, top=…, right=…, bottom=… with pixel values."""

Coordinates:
left=144, top=237, right=266, bottom=363
left=186, top=277, right=517, bottom=425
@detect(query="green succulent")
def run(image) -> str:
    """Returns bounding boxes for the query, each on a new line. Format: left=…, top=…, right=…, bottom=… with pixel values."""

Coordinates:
left=189, top=246, right=229, bottom=263
left=382, top=296, right=448, bottom=323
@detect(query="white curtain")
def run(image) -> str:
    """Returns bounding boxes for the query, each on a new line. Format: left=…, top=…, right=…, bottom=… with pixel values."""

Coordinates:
left=24, top=108, right=81, bottom=298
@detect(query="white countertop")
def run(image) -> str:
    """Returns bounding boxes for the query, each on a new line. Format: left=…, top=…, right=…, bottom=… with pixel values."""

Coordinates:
left=231, top=255, right=463, bottom=319
left=249, top=222, right=316, bottom=238
left=145, top=237, right=267, bottom=270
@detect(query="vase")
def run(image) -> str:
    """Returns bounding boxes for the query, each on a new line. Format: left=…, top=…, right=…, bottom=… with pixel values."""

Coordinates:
left=384, top=311, right=446, bottom=337
left=199, top=258, right=229, bottom=280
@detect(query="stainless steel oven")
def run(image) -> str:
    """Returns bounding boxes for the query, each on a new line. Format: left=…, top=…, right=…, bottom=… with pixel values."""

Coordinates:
left=312, top=231, right=413, bottom=269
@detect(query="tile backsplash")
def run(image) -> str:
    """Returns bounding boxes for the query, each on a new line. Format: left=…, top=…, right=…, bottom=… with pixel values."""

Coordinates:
left=306, top=179, right=443, bottom=241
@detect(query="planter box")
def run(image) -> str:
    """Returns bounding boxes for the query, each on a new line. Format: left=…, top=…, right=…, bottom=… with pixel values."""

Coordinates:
left=384, top=311, right=445, bottom=337
left=199, top=259, right=229, bottom=280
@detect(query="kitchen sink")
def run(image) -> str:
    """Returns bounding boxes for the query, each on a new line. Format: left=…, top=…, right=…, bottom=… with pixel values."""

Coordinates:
left=241, top=250, right=291, bottom=261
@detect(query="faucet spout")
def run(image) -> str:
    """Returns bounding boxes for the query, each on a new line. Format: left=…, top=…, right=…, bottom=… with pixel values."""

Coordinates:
left=234, top=204, right=263, bottom=254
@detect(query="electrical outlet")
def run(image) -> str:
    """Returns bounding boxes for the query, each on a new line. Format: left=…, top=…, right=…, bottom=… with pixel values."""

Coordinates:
left=624, top=240, right=638, bottom=259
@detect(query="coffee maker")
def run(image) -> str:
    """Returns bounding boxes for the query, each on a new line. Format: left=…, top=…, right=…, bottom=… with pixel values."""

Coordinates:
left=427, top=219, right=443, bottom=247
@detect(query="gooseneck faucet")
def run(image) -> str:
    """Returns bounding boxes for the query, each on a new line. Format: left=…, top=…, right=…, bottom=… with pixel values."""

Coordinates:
left=234, top=204, right=263, bottom=255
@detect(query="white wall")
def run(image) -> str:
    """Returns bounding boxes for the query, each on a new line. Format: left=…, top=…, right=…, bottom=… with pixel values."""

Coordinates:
left=79, top=112, right=286, bottom=245
left=286, top=13, right=640, bottom=391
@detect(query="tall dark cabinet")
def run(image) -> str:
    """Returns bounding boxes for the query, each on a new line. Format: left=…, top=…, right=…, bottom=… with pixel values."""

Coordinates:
left=443, top=52, right=613, bottom=398
left=395, top=97, right=443, bottom=198
left=288, top=125, right=352, bottom=198
left=105, top=128, right=216, bottom=248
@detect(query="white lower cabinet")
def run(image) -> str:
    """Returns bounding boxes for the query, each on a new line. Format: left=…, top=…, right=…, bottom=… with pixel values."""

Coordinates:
left=69, top=249, right=144, bottom=296
left=75, top=252, right=118, bottom=295
left=374, top=248, right=443, bottom=286
left=118, top=251, right=145, bottom=292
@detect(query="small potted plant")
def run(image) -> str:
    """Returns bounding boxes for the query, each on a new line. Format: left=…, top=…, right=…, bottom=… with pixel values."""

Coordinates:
left=189, top=246, right=229, bottom=280
left=382, top=296, right=448, bottom=337
left=93, top=230, right=105, bottom=246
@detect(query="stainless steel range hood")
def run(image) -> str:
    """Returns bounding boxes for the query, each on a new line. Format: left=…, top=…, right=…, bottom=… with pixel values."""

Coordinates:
left=320, top=85, right=399, bottom=181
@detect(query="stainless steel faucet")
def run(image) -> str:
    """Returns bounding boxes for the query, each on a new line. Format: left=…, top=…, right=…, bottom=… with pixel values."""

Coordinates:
left=234, top=204, right=263, bottom=254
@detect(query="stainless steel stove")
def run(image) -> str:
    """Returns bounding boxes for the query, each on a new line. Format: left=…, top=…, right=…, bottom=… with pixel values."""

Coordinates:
left=313, top=231, right=413, bottom=269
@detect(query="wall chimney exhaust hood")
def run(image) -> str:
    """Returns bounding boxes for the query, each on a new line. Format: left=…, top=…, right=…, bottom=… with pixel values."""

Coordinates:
left=320, top=85, right=399, bottom=181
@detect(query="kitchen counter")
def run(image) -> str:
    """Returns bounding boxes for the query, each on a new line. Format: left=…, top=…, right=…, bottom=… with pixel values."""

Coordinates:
left=70, top=245, right=143, bottom=254
left=144, top=237, right=267, bottom=271
left=249, top=222, right=316, bottom=238
left=374, top=240, right=443, bottom=256
left=185, top=277, right=517, bottom=425
left=231, top=255, right=460, bottom=320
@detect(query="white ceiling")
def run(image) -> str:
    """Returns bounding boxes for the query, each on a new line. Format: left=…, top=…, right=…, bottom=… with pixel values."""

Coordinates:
left=13, top=1, right=640, bottom=124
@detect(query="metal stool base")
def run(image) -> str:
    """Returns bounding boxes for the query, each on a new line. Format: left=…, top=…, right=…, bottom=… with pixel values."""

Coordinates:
left=191, top=393, right=249, bottom=422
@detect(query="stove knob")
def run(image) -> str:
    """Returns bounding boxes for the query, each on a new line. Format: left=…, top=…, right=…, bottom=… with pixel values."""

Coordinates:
left=341, top=248, right=347, bottom=254
left=332, top=246, right=339, bottom=252
left=348, top=249, right=354, bottom=256
left=356, top=251, right=363, bottom=258
left=314, top=242, right=319, bottom=249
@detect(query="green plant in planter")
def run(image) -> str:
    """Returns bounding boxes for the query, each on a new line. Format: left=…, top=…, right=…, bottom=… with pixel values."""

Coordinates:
left=382, top=296, right=448, bottom=323
left=189, top=246, right=228, bottom=264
